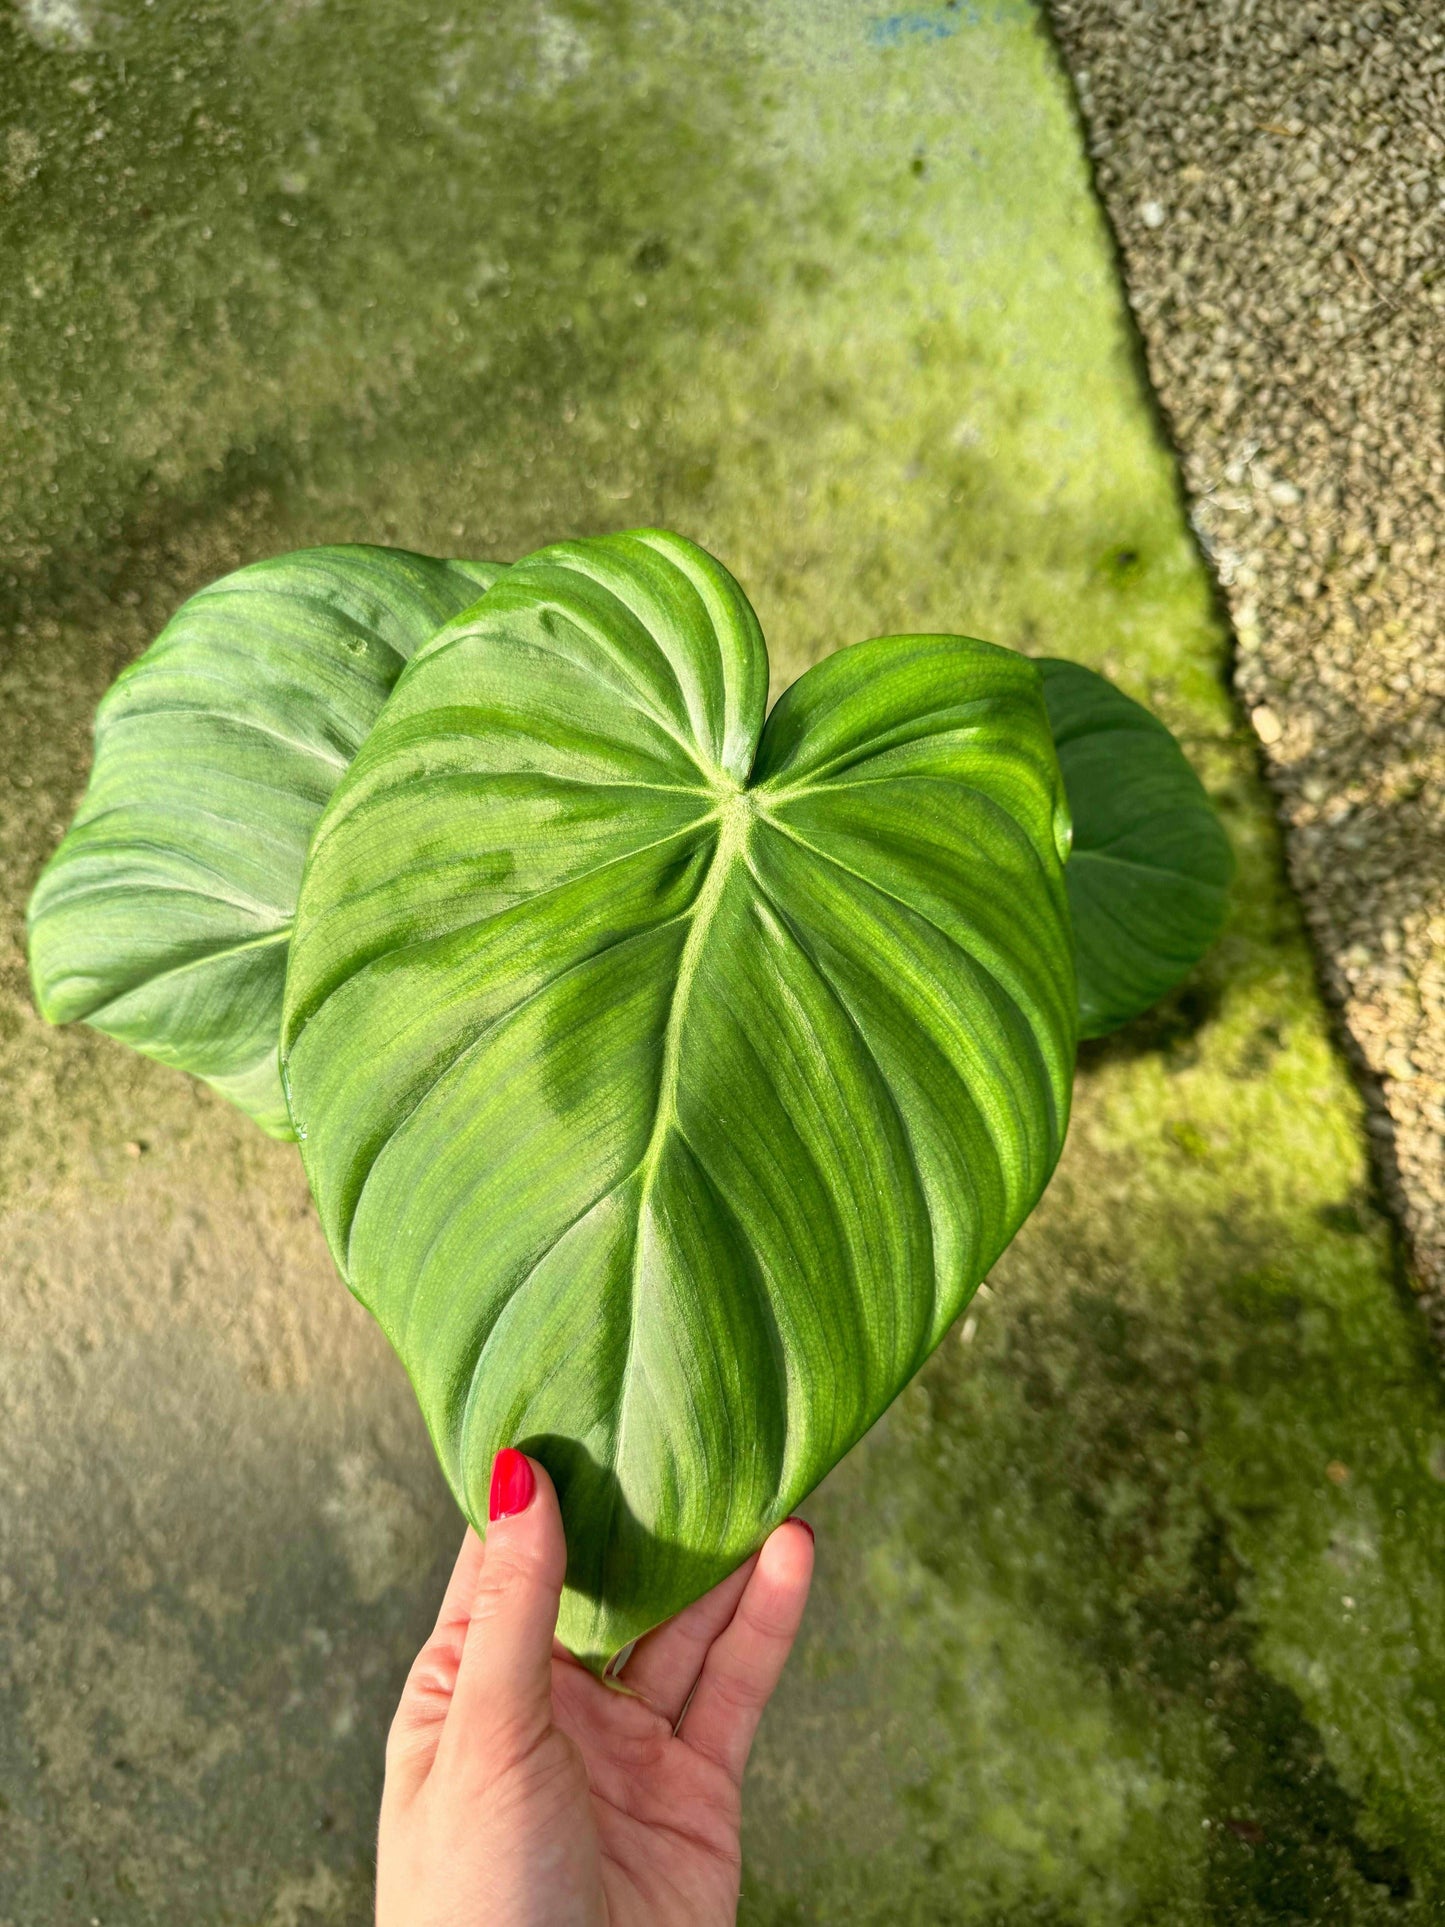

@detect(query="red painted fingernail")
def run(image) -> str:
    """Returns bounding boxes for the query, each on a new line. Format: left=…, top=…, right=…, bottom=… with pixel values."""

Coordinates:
left=786, top=1515, right=814, bottom=1542
left=489, top=1449, right=535, bottom=1522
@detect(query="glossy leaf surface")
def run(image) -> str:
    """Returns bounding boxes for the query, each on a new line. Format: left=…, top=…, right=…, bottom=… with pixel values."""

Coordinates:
left=283, top=531, right=1077, bottom=1665
left=1038, top=657, right=1233, bottom=1039
left=28, top=546, right=502, bottom=1135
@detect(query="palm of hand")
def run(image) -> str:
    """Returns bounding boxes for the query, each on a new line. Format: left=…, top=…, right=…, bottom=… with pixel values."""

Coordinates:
left=547, top=1650, right=748, bottom=1925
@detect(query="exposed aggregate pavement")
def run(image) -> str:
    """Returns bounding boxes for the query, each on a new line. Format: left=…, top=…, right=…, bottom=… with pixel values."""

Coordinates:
left=1049, top=0, right=1445, bottom=1343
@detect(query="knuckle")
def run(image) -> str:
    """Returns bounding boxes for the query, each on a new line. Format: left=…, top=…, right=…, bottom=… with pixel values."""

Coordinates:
left=739, top=1591, right=797, bottom=1646
left=407, top=1638, right=460, bottom=1697
left=470, top=1561, right=527, bottom=1624
left=477, top=1530, right=562, bottom=1600
left=706, top=1658, right=766, bottom=1720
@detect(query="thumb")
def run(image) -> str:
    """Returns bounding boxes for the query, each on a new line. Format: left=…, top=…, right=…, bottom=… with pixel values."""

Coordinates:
left=438, top=1450, right=567, bottom=1770
left=381, top=1526, right=486, bottom=1803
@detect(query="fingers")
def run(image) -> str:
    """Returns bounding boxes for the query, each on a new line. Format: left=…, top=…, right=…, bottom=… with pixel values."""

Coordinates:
left=383, top=1526, right=486, bottom=1800
left=621, top=1553, right=759, bottom=1727
left=676, top=1519, right=814, bottom=1786
left=437, top=1451, right=567, bottom=1773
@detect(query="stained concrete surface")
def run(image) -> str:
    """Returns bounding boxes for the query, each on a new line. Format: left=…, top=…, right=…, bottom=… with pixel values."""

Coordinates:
left=3, top=2, right=1445, bottom=1922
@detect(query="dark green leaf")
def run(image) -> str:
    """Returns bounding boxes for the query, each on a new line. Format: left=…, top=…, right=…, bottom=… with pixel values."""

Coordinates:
left=1038, top=657, right=1233, bottom=1039
left=28, top=546, right=502, bottom=1136
left=282, top=530, right=1076, bottom=1665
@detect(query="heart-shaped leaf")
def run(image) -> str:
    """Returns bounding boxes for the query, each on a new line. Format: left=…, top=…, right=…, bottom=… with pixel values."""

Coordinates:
left=282, top=530, right=1076, bottom=1665
left=28, top=546, right=503, bottom=1136
left=1038, top=658, right=1233, bottom=1040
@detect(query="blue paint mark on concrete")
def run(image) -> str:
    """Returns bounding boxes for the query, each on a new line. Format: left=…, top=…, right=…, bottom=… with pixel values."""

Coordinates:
left=868, top=1, right=1031, bottom=42
left=867, top=11, right=965, bottom=47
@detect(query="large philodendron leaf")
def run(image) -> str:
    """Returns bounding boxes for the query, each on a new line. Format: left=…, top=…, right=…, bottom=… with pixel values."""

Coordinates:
left=282, top=529, right=1077, bottom=1666
left=27, top=546, right=503, bottom=1136
left=1038, top=658, right=1234, bottom=1040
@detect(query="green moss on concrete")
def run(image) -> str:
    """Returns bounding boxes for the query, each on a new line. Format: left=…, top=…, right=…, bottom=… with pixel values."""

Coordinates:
left=3, top=2, right=1444, bottom=1922
left=743, top=877, right=1445, bottom=1920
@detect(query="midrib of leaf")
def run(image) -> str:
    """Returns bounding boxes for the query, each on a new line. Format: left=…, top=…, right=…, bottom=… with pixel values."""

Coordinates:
left=295, top=811, right=722, bottom=1101
left=602, top=782, right=752, bottom=1539
left=361, top=807, right=726, bottom=1345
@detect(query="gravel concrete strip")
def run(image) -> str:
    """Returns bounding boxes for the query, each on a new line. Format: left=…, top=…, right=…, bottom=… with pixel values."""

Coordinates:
left=1048, top=0, right=1445, bottom=1340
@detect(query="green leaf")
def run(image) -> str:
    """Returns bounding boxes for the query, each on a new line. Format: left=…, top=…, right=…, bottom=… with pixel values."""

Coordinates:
left=282, top=530, right=1077, bottom=1666
left=27, top=546, right=503, bottom=1137
left=1037, top=657, right=1233, bottom=1040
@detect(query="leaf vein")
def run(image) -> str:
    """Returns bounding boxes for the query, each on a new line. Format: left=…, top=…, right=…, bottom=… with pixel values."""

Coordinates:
left=744, top=862, right=940, bottom=1366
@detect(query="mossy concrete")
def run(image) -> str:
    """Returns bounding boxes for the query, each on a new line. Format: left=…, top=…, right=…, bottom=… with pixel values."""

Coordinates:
left=2, top=1, right=1443, bottom=1921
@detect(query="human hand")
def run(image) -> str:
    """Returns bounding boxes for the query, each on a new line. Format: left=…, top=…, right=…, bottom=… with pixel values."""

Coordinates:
left=376, top=1451, right=815, bottom=1926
